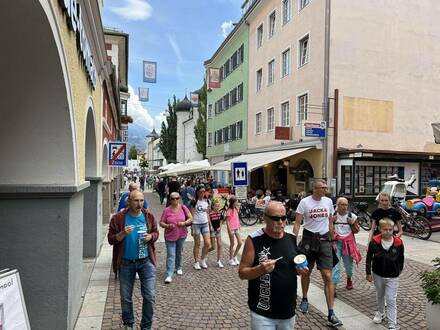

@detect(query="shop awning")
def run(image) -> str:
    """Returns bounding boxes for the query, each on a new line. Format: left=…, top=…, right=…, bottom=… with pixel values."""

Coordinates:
left=159, top=160, right=211, bottom=177
left=210, top=147, right=312, bottom=172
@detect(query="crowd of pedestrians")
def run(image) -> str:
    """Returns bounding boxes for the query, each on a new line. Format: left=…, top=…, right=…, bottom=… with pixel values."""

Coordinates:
left=108, top=176, right=406, bottom=330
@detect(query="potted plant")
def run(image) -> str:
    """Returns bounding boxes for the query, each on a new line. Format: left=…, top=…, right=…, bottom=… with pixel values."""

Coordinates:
left=421, top=257, right=440, bottom=329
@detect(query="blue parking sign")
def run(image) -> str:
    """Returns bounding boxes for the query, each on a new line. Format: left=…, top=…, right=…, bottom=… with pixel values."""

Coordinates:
left=232, top=162, right=248, bottom=186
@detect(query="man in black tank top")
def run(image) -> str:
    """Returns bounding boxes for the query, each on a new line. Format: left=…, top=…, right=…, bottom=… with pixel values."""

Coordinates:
left=239, top=202, right=308, bottom=329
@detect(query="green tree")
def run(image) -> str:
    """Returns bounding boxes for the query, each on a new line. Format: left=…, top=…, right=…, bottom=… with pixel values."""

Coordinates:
left=194, top=81, right=207, bottom=158
left=128, top=145, right=138, bottom=160
left=159, top=96, right=178, bottom=162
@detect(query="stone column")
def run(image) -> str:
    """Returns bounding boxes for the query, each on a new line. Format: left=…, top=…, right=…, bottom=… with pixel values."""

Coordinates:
left=83, top=177, right=103, bottom=258
left=102, top=180, right=112, bottom=225
left=0, top=183, right=89, bottom=330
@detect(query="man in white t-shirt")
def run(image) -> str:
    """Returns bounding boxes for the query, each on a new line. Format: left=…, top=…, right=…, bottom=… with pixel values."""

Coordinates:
left=294, top=179, right=342, bottom=327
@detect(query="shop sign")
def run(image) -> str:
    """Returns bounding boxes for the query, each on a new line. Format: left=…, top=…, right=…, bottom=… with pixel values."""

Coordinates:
left=301, top=121, right=326, bottom=138
left=208, top=68, right=221, bottom=89
left=59, top=0, right=97, bottom=89
left=275, top=126, right=291, bottom=140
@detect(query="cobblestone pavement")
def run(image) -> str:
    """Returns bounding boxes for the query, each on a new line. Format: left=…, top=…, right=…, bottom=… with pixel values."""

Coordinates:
left=102, top=192, right=343, bottom=329
left=310, top=243, right=433, bottom=329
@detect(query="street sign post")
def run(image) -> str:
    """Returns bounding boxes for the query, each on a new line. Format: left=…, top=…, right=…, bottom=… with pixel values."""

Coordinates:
left=232, top=162, right=248, bottom=186
left=234, top=186, right=248, bottom=200
left=108, top=141, right=128, bottom=167
left=301, top=121, right=327, bottom=138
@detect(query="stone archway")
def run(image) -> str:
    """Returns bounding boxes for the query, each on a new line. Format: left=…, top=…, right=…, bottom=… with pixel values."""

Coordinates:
left=83, top=106, right=101, bottom=258
left=0, top=1, right=82, bottom=329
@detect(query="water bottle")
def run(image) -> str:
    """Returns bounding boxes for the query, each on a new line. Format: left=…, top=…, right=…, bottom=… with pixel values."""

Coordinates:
left=138, top=230, right=147, bottom=259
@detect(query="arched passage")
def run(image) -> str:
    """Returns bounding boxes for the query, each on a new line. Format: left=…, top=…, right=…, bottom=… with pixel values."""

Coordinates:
left=85, top=106, right=98, bottom=178
left=0, top=1, right=82, bottom=329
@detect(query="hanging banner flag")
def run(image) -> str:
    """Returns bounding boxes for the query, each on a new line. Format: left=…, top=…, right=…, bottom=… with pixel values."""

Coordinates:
left=208, top=67, right=221, bottom=89
left=143, top=61, right=157, bottom=83
left=139, top=87, right=149, bottom=102
left=190, top=92, right=199, bottom=106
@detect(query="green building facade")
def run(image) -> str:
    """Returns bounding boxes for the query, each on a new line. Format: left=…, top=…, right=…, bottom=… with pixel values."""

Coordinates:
left=205, top=22, right=249, bottom=180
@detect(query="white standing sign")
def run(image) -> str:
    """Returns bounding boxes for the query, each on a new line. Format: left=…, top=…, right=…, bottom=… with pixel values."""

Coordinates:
left=235, top=186, right=248, bottom=200
left=0, top=269, right=31, bottom=330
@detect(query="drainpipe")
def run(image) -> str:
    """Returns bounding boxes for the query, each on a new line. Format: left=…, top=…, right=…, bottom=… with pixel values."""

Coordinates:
left=333, top=89, right=339, bottom=178
left=323, top=0, right=331, bottom=179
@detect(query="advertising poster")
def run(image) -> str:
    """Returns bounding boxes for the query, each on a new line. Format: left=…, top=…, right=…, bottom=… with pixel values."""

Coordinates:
left=0, top=270, right=31, bottom=330
left=208, top=67, right=221, bottom=89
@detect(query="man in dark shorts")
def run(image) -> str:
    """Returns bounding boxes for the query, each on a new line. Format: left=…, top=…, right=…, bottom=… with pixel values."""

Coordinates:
left=239, top=201, right=308, bottom=329
left=294, top=179, right=343, bottom=327
left=166, top=176, right=181, bottom=206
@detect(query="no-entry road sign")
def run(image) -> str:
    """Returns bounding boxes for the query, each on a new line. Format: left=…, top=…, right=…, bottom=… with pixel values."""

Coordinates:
left=108, top=141, right=127, bottom=167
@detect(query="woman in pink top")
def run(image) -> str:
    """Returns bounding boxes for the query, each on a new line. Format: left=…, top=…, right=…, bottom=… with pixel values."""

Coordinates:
left=160, top=192, right=192, bottom=283
left=226, top=196, right=243, bottom=266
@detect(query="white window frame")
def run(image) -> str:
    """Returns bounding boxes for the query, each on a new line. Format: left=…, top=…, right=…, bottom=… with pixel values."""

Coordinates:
left=298, top=33, right=310, bottom=68
left=257, top=24, right=263, bottom=48
left=299, top=0, right=310, bottom=12
left=208, top=104, right=213, bottom=119
left=281, top=47, right=290, bottom=77
left=282, top=0, right=291, bottom=25
left=208, top=132, right=212, bottom=147
left=296, top=92, right=309, bottom=126
left=256, top=112, right=262, bottom=135
left=267, top=107, right=275, bottom=132
left=268, top=10, right=276, bottom=38
left=256, top=68, right=263, bottom=92
left=280, top=101, right=290, bottom=127
left=268, top=59, right=275, bottom=85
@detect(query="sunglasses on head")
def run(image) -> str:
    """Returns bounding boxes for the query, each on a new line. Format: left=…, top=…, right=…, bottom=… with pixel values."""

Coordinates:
left=171, top=197, right=180, bottom=200
left=265, top=214, right=287, bottom=222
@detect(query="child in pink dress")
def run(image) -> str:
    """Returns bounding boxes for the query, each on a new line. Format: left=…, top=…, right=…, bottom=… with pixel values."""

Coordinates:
left=226, top=196, right=242, bottom=266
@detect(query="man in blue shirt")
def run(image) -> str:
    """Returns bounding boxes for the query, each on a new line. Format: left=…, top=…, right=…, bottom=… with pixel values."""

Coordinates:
left=118, top=182, right=148, bottom=211
left=108, top=190, right=158, bottom=330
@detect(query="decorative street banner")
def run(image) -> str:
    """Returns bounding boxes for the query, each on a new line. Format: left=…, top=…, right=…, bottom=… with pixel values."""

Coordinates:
left=208, top=67, right=221, bottom=89
left=0, top=269, right=31, bottom=330
left=190, top=92, right=199, bottom=106
left=139, top=87, right=149, bottom=102
left=108, top=141, right=128, bottom=167
left=301, top=121, right=327, bottom=138
left=143, top=61, right=157, bottom=83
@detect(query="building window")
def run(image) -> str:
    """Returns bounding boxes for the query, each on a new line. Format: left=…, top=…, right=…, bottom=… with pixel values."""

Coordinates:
left=223, top=127, right=229, bottom=143
left=269, top=11, right=276, bottom=38
left=299, top=34, right=309, bottom=67
left=120, top=99, right=127, bottom=116
left=230, top=87, right=238, bottom=106
left=217, top=129, right=223, bottom=144
left=223, top=94, right=230, bottom=110
left=238, top=44, right=244, bottom=64
left=299, top=0, right=310, bottom=11
left=237, top=121, right=243, bottom=139
left=256, top=112, right=262, bottom=134
left=208, top=132, right=212, bottom=146
left=281, top=101, right=290, bottom=127
left=282, top=0, right=291, bottom=25
left=231, top=51, right=238, bottom=70
left=208, top=104, right=213, bottom=119
left=281, top=48, right=290, bottom=77
left=238, top=83, right=244, bottom=101
left=297, top=93, right=308, bottom=125
left=256, top=69, right=263, bottom=92
left=257, top=24, right=263, bottom=48
left=267, top=107, right=274, bottom=131
left=268, top=59, right=275, bottom=85
left=230, top=123, right=237, bottom=140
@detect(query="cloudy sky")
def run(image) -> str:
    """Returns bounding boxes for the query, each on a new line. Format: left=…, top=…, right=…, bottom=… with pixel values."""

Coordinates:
left=102, top=0, right=243, bottom=131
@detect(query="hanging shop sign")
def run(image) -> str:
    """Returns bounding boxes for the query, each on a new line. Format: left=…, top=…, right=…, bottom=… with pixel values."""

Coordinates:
left=138, top=87, right=149, bottom=102
left=208, top=68, right=221, bottom=89
left=301, top=121, right=327, bottom=138
left=59, top=0, right=97, bottom=89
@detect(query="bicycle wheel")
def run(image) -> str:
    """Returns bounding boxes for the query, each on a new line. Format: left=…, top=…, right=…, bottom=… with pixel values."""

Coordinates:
left=413, top=215, right=432, bottom=240
left=240, top=208, right=258, bottom=226
left=357, top=211, right=371, bottom=231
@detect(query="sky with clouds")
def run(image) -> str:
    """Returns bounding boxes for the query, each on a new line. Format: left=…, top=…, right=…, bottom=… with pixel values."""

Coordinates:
left=102, top=0, right=243, bottom=131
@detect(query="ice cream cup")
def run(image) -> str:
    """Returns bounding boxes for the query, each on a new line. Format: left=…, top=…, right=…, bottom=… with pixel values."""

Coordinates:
left=294, top=254, right=308, bottom=269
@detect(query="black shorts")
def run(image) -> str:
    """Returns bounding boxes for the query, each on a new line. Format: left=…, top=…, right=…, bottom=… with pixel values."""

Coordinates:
left=298, top=229, right=333, bottom=270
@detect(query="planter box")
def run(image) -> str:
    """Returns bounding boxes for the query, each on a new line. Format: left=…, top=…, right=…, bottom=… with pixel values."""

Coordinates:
left=427, top=301, right=440, bottom=330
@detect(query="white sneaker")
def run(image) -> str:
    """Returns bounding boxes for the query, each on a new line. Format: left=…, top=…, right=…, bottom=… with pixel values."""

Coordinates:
left=234, top=256, right=240, bottom=265
left=373, top=311, right=385, bottom=324
left=194, top=262, right=201, bottom=270
left=176, top=269, right=183, bottom=275
left=217, top=260, right=224, bottom=268
left=200, top=259, right=208, bottom=269
left=229, top=259, right=237, bottom=266
left=164, top=276, right=172, bottom=284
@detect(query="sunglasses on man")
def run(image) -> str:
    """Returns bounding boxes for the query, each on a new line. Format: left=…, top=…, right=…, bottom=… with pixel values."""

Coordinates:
left=265, top=214, right=287, bottom=222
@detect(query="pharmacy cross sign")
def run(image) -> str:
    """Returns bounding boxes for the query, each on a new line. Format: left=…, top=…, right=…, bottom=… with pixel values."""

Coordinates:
left=108, top=141, right=127, bottom=167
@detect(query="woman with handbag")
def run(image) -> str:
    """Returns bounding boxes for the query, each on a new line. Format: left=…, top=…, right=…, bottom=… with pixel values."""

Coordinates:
left=332, top=197, right=362, bottom=295
left=159, top=192, right=192, bottom=284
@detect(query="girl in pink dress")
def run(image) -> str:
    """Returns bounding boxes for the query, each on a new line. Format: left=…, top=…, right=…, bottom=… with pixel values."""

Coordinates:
left=226, top=196, right=242, bottom=266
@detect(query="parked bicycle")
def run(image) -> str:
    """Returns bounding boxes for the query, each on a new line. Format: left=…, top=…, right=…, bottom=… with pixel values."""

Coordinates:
left=351, top=201, right=372, bottom=231
left=392, top=198, right=432, bottom=240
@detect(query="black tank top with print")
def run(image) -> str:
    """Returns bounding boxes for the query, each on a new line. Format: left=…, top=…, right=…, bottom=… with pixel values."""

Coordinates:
left=248, top=229, right=298, bottom=319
